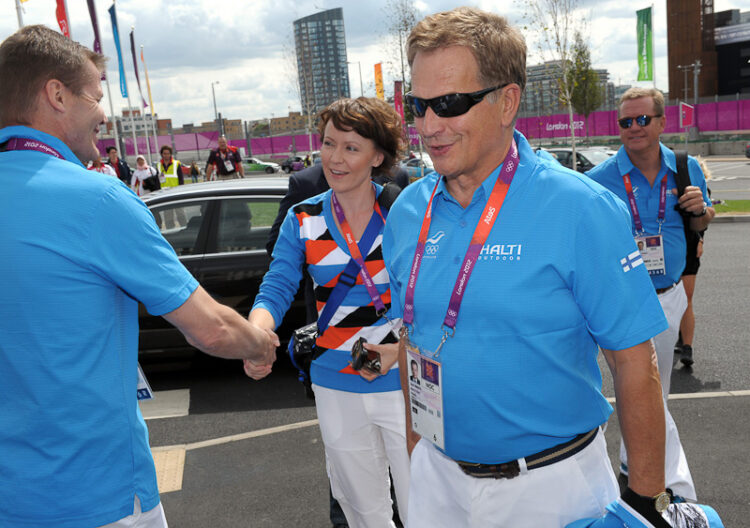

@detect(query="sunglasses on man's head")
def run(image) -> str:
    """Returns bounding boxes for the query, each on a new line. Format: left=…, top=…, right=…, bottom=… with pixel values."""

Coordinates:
left=405, top=84, right=509, bottom=118
left=618, top=114, right=661, bottom=129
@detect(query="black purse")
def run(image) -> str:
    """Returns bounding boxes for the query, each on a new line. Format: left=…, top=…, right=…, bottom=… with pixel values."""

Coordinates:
left=142, top=168, right=161, bottom=192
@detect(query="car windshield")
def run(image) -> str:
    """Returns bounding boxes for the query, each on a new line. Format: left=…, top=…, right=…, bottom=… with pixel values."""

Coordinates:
left=581, top=150, right=612, bottom=165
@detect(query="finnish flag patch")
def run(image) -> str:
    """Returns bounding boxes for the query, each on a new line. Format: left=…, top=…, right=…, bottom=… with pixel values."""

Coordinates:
left=620, top=251, right=644, bottom=273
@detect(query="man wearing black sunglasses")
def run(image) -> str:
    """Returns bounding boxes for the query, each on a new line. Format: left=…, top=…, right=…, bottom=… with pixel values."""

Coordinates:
left=382, top=7, right=677, bottom=528
left=586, top=87, right=714, bottom=505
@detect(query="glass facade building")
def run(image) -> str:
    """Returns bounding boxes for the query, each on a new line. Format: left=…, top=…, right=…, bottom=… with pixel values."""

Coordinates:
left=294, top=8, right=350, bottom=116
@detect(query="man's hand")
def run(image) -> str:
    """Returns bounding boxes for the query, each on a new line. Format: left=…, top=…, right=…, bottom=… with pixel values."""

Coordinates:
left=243, top=328, right=278, bottom=380
left=675, top=185, right=706, bottom=216
left=358, top=342, right=399, bottom=381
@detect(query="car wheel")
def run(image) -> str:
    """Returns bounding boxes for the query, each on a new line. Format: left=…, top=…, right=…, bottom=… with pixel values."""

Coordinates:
left=265, top=166, right=274, bottom=174
left=284, top=166, right=291, bottom=173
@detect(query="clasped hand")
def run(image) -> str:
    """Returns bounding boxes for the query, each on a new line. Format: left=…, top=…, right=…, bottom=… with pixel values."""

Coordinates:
left=243, top=327, right=279, bottom=380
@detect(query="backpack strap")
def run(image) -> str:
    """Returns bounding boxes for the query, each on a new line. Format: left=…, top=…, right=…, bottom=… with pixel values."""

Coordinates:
left=377, top=182, right=402, bottom=214
left=673, top=151, right=692, bottom=229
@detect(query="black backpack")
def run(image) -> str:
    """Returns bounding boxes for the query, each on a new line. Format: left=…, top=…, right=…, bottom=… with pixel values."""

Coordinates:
left=673, top=151, right=707, bottom=261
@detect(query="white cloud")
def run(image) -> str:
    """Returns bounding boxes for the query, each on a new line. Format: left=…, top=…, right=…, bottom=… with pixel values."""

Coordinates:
left=2, top=0, right=746, bottom=128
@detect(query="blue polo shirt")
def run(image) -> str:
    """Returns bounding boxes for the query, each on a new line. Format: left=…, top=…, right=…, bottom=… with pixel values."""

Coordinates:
left=585, top=144, right=710, bottom=289
left=383, top=131, right=667, bottom=464
left=0, top=126, right=198, bottom=527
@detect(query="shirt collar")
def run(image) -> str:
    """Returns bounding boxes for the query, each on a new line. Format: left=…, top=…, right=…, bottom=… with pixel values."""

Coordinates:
left=615, top=141, right=675, bottom=177
left=433, top=129, right=532, bottom=204
left=0, top=125, right=84, bottom=167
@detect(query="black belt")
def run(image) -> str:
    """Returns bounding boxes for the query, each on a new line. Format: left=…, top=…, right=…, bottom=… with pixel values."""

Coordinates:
left=456, top=428, right=599, bottom=479
left=655, top=280, right=680, bottom=295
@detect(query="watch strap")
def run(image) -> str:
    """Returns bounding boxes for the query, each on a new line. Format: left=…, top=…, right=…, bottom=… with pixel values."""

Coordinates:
left=621, top=487, right=671, bottom=527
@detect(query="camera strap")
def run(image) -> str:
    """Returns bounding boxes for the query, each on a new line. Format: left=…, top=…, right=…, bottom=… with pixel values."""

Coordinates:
left=403, top=140, right=519, bottom=356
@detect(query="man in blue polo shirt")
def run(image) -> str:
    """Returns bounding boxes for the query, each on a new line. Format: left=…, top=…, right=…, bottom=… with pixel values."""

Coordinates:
left=586, top=87, right=714, bottom=503
left=0, top=26, right=276, bottom=528
left=382, top=8, right=676, bottom=528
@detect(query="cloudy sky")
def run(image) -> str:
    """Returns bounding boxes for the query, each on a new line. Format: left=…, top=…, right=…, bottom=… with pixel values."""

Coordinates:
left=3, top=0, right=745, bottom=128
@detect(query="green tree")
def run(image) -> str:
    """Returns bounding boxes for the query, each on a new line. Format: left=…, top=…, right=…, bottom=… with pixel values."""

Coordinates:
left=521, top=0, right=584, bottom=170
left=569, top=31, right=603, bottom=142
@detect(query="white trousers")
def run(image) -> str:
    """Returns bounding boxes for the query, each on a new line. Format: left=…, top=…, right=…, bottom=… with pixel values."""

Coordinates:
left=313, top=384, right=410, bottom=528
left=97, top=497, right=167, bottom=528
left=620, top=281, right=697, bottom=500
left=408, top=431, right=618, bottom=528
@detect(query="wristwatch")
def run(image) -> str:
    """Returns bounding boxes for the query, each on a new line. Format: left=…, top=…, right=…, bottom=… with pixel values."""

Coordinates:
left=692, top=206, right=707, bottom=217
left=622, top=487, right=671, bottom=513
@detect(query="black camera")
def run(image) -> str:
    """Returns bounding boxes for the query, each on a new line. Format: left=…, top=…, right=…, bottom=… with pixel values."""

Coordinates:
left=350, top=337, right=381, bottom=373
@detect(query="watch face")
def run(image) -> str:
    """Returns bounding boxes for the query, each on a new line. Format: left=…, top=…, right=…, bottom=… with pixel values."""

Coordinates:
left=654, top=492, right=671, bottom=513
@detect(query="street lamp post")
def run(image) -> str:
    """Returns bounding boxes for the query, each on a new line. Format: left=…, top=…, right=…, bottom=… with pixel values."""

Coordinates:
left=211, top=81, right=223, bottom=137
left=348, top=61, right=363, bottom=97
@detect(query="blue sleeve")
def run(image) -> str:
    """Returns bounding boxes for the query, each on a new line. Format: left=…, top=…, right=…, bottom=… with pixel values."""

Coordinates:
left=569, top=189, right=668, bottom=351
left=86, top=185, right=198, bottom=315
left=688, top=156, right=711, bottom=205
left=252, top=207, right=306, bottom=328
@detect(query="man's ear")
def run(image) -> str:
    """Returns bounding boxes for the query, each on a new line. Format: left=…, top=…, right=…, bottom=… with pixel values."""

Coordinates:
left=43, top=79, right=67, bottom=113
left=499, top=84, right=521, bottom=127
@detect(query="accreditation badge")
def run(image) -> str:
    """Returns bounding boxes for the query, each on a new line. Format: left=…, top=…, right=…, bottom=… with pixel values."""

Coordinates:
left=405, top=341, right=445, bottom=449
left=635, top=234, right=666, bottom=276
left=137, top=363, right=154, bottom=401
left=224, top=158, right=235, bottom=172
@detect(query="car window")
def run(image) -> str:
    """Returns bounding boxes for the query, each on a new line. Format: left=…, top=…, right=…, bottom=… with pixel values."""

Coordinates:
left=151, top=200, right=209, bottom=256
left=216, top=198, right=280, bottom=252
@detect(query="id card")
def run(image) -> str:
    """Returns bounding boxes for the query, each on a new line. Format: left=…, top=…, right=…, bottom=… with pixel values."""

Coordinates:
left=635, top=234, right=666, bottom=276
left=137, top=363, right=154, bottom=401
left=406, top=342, right=444, bottom=449
left=224, top=158, right=235, bottom=172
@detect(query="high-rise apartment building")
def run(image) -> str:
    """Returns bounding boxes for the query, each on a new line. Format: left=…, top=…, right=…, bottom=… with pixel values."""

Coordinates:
left=294, top=8, right=350, bottom=116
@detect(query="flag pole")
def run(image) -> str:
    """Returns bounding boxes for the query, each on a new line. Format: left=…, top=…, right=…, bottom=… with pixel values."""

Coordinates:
left=131, top=26, right=151, bottom=165
left=16, top=0, right=24, bottom=28
left=110, top=0, right=139, bottom=157
left=652, top=4, right=656, bottom=88
left=141, top=45, right=160, bottom=163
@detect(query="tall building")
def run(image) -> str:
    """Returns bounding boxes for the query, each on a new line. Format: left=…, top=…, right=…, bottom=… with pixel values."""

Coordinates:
left=520, top=61, right=615, bottom=116
left=294, top=8, right=350, bottom=116
left=666, top=0, right=718, bottom=101
left=714, top=9, right=750, bottom=95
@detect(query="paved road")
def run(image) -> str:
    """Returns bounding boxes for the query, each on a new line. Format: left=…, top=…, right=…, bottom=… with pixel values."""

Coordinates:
left=141, top=217, right=750, bottom=527
left=704, top=158, right=750, bottom=201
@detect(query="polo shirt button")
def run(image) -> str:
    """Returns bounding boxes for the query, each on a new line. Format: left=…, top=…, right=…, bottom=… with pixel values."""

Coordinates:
left=459, top=220, right=467, bottom=227
left=454, top=256, right=460, bottom=264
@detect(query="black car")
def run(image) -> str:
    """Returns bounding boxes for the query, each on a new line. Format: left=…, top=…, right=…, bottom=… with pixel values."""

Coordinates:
left=138, top=177, right=305, bottom=354
left=745, top=142, right=750, bottom=159
left=280, top=155, right=305, bottom=173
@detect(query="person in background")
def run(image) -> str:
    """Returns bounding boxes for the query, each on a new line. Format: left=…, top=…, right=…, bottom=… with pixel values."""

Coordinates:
left=106, top=145, right=131, bottom=185
left=190, top=160, right=201, bottom=183
left=0, top=25, right=276, bottom=528
left=88, top=155, right=117, bottom=177
left=157, top=144, right=183, bottom=187
left=131, top=154, right=158, bottom=197
left=586, top=86, right=714, bottom=502
left=206, top=136, right=244, bottom=180
left=251, top=97, right=411, bottom=528
left=676, top=156, right=712, bottom=367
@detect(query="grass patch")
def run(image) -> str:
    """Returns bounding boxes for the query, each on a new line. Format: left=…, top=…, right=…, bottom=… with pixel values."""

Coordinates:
left=714, top=200, right=750, bottom=214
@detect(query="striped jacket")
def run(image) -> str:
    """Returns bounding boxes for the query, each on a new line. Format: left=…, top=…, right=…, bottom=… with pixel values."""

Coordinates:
left=253, top=186, right=401, bottom=393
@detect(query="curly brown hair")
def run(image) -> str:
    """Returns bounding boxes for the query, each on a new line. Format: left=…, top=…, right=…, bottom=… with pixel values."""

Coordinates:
left=317, top=97, right=404, bottom=178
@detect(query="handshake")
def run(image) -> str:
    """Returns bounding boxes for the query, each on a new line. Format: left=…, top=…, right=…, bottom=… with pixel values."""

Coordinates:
left=243, top=325, right=279, bottom=380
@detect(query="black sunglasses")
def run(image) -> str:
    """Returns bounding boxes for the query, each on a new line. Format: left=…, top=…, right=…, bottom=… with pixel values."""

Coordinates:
left=618, top=114, right=661, bottom=129
left=405, top=84, right=508, bottom=118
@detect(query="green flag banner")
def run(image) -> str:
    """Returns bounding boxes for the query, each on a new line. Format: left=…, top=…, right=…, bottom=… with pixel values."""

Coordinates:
left=637, top=7, right=653, bottom=81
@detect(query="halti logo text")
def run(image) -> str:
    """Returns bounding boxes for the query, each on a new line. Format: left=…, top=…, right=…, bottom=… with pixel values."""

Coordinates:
left=480, top=244, right=522, bottom=261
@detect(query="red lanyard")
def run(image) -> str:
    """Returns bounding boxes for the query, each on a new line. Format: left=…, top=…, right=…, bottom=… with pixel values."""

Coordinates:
left=404, top=140, right=520, bottom=355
